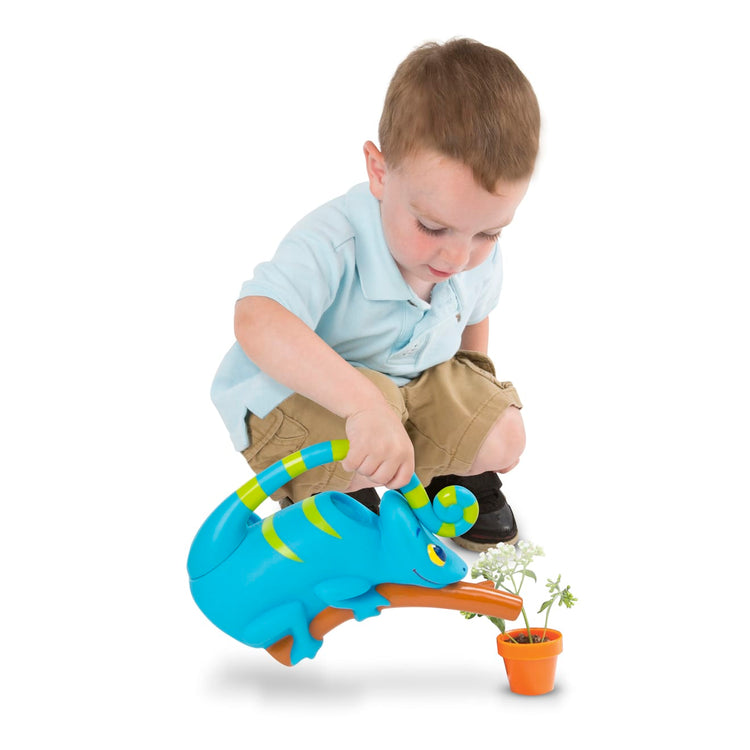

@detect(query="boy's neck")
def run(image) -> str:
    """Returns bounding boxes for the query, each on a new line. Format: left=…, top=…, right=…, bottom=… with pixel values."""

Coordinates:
left=407, top=277, right=435, bottom=303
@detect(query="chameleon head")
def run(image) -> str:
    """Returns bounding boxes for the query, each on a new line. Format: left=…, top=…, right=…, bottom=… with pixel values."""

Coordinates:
left=378, top=490, right=468, bottom=587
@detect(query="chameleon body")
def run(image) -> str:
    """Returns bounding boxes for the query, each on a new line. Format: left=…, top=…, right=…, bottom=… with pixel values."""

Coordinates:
left=187, top=441, right=477, bottom=664
left=189, top=490, right=468, bottom=664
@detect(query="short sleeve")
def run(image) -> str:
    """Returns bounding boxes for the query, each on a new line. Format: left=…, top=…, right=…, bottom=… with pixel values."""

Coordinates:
left=466, top=245, right=504, bottom=325
left=239, top=230, right=345, bottom=330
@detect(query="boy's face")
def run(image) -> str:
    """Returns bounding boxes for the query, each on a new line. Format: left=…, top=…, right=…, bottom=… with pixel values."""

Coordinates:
left=364, top=142, right=530, bottom=296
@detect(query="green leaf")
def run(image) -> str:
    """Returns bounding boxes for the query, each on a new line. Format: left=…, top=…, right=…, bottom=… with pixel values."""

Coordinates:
left=488, top=616, right=506, bottom=633
left=521, top=569, right=537, bottom=582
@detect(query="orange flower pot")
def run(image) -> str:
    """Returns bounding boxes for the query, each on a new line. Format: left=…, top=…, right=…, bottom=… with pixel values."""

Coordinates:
left=496, top=628, right=563, bottom=695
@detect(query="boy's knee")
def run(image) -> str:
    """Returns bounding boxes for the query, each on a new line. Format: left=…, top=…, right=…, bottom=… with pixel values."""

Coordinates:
left=472, top=406, right=526, bottom=475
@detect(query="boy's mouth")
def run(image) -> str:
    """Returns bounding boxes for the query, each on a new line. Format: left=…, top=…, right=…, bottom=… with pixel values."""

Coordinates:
left=428, top=266, right=454, bottom=279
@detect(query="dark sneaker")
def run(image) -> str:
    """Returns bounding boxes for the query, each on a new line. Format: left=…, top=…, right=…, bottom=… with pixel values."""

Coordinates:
left=424, top=472, right=518, bottom=552
left=279, top=487, right=381, bottom=514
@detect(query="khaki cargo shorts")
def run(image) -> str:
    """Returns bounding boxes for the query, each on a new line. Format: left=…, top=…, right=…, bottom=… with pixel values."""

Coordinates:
left=241, top=351, right=522, bottom=503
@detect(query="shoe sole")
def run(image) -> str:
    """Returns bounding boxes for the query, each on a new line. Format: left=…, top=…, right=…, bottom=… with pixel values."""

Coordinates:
left=452, top=530, right=520, bottom=553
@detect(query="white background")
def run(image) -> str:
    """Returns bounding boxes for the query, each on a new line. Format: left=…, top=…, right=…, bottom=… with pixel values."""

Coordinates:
left=2, top=1, right=748, bottom=746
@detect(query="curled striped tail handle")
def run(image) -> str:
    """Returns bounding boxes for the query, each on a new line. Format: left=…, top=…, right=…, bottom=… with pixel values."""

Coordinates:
left=398, top=475, right=479, bottom=538
left=233, top=439, right=479, bottom=538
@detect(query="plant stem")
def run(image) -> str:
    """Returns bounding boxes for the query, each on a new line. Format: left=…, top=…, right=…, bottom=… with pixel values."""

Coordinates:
left=521, top=607, right=532, bottom=642
left=512, top=569, right=532, bottom=641
left=542, top=592, right=558, bottom=641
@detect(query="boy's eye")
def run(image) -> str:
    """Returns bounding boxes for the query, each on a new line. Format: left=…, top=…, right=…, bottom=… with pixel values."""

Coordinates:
left=416, top=220, right=446, bottom=237
left=479, top=230, right=502, bottom=241
left=417, top=219, right=501, bottom=242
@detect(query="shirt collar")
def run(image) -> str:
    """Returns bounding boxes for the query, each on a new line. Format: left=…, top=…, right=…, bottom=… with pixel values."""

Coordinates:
left=344, top=183, right=428, bottom=307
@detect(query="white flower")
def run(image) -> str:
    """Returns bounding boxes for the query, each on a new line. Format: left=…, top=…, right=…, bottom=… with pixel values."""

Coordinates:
left=471, top=540, right=544, bottom=583
left=516, top=540, right=544, bottom=566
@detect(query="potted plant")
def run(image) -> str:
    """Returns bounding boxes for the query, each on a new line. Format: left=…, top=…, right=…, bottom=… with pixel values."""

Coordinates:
left=462, top=541, right=577, bottom=695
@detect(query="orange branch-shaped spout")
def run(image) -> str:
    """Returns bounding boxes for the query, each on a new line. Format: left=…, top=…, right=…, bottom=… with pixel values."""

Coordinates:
left=266, top=579, right=522, bottom=666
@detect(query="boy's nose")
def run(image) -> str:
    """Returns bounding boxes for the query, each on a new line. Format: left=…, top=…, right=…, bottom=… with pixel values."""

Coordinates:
left=439, top=241, right=471, bottom=271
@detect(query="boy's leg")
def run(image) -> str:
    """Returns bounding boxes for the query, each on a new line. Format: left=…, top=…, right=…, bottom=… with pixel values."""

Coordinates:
left=402, top=351, right=524, bottom=551
left=241, top=369, right=407, bottom=509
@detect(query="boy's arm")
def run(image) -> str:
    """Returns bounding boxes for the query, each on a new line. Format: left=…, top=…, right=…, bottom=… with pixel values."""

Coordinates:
left=460, top=317, right=489, bottom=354
left=234, top=295, right=415, bottom=489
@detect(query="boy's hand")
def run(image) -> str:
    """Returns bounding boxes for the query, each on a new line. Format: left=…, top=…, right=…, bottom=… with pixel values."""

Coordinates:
left=234, top=298, right=415, bottom=488
left=342, top=403, right=415, bottom=490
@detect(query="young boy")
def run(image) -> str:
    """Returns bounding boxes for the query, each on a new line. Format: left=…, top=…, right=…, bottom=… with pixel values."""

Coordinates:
left=211, top=38, right=539, bottom=551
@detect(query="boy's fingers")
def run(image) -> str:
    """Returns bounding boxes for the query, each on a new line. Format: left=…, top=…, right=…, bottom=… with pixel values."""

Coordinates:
left=341, top=450, right=365, bottom=474
left=384, top=462, right=416, bottom=491
left=342, top=452, right=383, bottom=479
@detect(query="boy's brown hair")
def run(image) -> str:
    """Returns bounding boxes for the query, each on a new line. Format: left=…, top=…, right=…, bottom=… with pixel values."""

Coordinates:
left=378, top=38, right=540, bottom=190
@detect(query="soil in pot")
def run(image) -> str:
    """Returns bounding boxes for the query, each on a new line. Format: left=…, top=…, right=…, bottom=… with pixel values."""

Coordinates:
left=506, top=632, right=550, bottom=644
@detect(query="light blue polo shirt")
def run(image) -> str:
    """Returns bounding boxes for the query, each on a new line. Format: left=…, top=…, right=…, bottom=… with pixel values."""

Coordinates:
left=211, top=182, right=503, bottom=451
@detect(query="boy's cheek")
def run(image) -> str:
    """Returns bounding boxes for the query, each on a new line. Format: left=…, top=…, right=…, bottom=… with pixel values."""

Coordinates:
left=389, top=227, right=428, bottom=261
left=454, top=251, right=489, bottom=276
left=407, top=232, right=438, bottom=258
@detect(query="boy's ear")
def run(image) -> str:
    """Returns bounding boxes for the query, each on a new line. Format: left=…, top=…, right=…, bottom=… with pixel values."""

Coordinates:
left=363, top=141, right=386, bottom=200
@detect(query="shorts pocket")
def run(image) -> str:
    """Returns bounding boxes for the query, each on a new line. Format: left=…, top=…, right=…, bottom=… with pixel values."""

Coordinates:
left=455, top=349, right=498, bottom=379
left=453, top=351, right=521, bottom=406
left=242, top=407, right=310, bottom=471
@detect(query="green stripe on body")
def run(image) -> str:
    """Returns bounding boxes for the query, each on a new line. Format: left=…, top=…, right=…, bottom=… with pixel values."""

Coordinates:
left=261, top=516, right=303, bottom=562
left=301, top=497, right=341, bottom=538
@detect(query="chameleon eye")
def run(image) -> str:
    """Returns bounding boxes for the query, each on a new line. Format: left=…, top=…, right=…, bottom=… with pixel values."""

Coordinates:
left=427, top=543, right=446, bottom=567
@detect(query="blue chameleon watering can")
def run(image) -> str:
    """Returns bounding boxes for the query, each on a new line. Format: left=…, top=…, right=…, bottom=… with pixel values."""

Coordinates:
left=188, top=440, right=522, bottom=665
